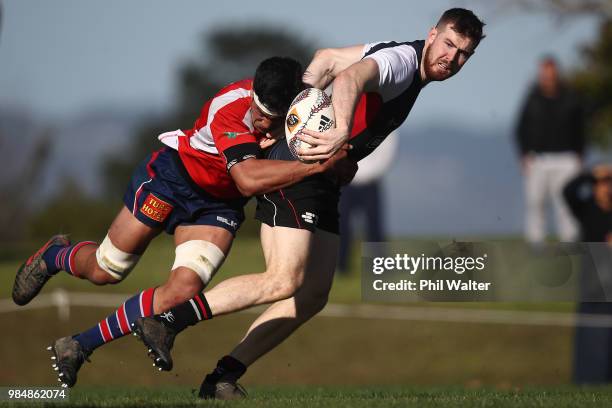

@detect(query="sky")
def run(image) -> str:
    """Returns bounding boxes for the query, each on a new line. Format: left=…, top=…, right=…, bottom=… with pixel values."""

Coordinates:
left=0, top=1, right=599, bottom=125
left=0, top=1, right=603, bottom=236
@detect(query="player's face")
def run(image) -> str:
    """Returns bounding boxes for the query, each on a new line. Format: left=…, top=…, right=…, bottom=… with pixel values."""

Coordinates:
left=250, top=102, right=283, bottom=137
left=595, top=178, right=612, bottom=210
left=538, top=61, right=560, bottom=96
left=423, top=23, right=476, bottom=82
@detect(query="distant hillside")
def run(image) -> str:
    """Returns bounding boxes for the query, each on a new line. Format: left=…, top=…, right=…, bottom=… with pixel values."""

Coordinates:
left=383, top=122, right=524, bottom=236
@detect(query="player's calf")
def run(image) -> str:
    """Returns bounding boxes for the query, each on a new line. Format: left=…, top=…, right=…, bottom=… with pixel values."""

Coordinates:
left=295, top=287, right=330, bottom=320
left=153, top=267, right=205, bottom=312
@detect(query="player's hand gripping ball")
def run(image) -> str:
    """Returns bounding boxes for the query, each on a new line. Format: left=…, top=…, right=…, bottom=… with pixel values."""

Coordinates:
left=285, top=88, right=335, bottom=163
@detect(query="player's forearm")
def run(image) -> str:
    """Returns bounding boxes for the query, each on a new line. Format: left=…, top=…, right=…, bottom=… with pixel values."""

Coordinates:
left=233, top=159, right=321, bottom=196
left=303, top=46, right=365, bottom=89
left=303, top=49, right=336, bottom=89
left=331, top=68, right=367, bottom=132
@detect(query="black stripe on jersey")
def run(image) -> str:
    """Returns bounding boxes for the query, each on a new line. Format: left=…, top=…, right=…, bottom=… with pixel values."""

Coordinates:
left=223, top=142, right=262, bottom=172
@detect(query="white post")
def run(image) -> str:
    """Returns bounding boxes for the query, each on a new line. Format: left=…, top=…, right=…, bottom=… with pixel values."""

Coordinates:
left=52, top=288, right=70, bottom=321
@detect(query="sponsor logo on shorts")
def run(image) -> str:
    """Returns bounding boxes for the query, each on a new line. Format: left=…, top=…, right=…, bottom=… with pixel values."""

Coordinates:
left=140, top=193, right=173, bottom=223
left=217, top=216, right=238, bottom=230
left=301, top=211, right=318, bottom=224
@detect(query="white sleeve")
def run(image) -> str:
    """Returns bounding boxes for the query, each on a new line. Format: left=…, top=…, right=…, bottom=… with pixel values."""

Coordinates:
left=363, top=44, right=419, bottom=102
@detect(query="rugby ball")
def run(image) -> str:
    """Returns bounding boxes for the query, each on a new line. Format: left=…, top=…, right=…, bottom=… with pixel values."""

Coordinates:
left=285, top=88, right=335, bottom=162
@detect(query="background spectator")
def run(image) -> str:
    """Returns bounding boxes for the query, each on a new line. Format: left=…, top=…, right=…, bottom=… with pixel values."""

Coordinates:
left=516, top=56, right=585, bottom=245
left=564, top=165, right=612, bottom=384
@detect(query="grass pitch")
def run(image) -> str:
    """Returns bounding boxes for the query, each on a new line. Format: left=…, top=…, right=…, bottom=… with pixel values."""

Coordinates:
left=3, top=386, right=612, bottom=407
left=0, top=236, right=597, bottom=407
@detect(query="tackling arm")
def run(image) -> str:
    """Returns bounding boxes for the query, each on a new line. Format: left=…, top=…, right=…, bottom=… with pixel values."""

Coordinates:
left=229, top=150, right=348, bottom=197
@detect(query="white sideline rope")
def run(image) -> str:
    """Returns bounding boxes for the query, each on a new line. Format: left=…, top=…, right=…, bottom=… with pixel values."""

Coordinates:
left=1, top=290, right=611, bottom=327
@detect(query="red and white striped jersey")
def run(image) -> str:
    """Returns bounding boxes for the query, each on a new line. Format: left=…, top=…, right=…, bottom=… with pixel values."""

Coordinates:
left=159, top=79, right=266, bottom=199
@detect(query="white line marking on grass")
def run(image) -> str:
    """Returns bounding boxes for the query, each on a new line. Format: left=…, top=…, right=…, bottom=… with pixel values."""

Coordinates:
left=1, top=290, right=610, bottom=327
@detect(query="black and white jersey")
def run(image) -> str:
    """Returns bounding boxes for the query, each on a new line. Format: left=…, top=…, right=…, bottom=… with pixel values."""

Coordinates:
left=265, top=40, right=425, bottom=163
left=257, top=41, right=427, bottom=231
left=347, top=40, right=425, bottom=161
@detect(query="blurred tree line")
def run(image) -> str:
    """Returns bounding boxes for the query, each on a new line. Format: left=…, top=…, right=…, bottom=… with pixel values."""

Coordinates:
left=571, top=20, right=612, bottom=148
left=23, top=27, right=316, bottom=244
left=501, top=0, right=612, bottom=148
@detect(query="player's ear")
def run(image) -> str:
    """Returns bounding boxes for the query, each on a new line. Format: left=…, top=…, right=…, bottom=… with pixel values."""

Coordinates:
left=427, top=26, right=438, bottom=44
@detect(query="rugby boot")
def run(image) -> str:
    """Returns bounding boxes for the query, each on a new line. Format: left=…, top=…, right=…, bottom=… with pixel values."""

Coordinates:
left=131, top=317, right=176, bottom=371
left=13, top=235, right=70, bottom=305
left=48, top=336, right=91, bottom=388
left=198, top=371, right=248, bottom=400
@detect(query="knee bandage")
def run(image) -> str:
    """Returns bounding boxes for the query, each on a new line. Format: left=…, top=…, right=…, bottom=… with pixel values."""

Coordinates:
left=95, top=235, right=141, bottom=280
left=172, top=240, right=225, bottom=285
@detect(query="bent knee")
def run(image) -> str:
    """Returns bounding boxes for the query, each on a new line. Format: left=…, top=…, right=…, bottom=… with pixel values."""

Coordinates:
left=95, top=235, right=141, bottom=281
left=90, top=268, right=121, bottom=285
left=297, top=289, right=330, bottom=317
left=265, top=268, right=305, bottom=300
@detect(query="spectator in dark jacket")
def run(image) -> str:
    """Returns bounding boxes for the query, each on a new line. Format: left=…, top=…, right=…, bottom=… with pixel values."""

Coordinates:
left=516, top=56, right=585, bottom=245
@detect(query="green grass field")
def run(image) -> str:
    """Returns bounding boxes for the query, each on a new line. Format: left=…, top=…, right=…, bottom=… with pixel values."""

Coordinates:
left=0, top=234, right=362, bottom=304
left=0, top=235, right=577, bottom=310
left=3, top=386, right=612, bottom=407
left=0, top=236, right=600, bottom=406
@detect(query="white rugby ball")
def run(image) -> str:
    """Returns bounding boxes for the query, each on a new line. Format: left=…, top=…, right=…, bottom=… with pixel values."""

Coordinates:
left=285, top=88, right=335, bottom=162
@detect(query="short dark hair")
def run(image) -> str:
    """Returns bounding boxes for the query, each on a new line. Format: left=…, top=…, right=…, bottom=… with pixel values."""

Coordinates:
left=437, top=8, right=486, bottom=47
left=253, top=57, right=304, bottom=115
left=540, top=55, right=558, bottom=67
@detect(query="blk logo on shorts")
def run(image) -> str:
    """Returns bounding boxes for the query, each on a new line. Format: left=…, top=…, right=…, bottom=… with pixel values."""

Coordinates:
left=217, top=216, right=238, bottom=230
left=140, top=193, right=173, bottom=223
